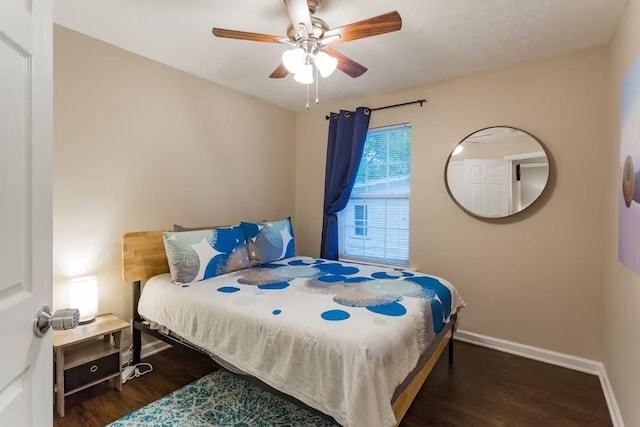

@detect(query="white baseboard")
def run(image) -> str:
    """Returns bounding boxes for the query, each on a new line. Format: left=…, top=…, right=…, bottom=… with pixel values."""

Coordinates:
left=454, top=330, right=600, bottom=374
left=454, top=329, right=624, bottom=427
left=598, top=366, right=625, bottom=427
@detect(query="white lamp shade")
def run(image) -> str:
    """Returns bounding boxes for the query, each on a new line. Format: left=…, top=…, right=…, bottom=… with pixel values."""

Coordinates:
left=453, top=145, right=464, bottom=156
left=294, top=63, right=314, bottom=84
left=69, top=276, right=98, bottom=323
left=314, top=51, right=338, bottom=78
left=282, top=48, right=306, bottom=74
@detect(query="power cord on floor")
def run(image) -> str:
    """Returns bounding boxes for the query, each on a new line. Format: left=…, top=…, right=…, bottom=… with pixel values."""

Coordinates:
left=122, top=363, right=153, bottom=384
left=120, top=344, right=153, bottom=384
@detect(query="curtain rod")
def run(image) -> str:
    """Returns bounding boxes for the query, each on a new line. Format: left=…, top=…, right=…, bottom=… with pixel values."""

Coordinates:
left=325, top=99, right=427, bottom=120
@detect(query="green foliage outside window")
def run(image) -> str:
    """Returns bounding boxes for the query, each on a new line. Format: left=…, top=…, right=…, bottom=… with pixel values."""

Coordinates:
left=354, top=126, right=412, bottom=188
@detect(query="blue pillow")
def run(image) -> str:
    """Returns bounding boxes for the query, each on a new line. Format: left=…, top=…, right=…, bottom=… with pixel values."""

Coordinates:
left=163, top=225, right=250, bottom=284
left=241, top=217, right=296, bottom=266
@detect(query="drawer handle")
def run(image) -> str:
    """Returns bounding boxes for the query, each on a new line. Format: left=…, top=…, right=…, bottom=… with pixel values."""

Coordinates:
left=90, top=365, right=98, bottom=373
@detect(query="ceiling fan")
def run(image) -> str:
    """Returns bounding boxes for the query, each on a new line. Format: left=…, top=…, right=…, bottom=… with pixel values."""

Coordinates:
left=212, top=0, right=402, bottom=84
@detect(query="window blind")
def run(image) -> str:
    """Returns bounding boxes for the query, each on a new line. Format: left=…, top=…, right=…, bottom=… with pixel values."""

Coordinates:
left=338, top=123, right=412, bottom=265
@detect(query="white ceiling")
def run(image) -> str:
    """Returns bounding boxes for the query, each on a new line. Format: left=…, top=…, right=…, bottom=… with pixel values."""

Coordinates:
left=54, top=0, right=628, bottom=111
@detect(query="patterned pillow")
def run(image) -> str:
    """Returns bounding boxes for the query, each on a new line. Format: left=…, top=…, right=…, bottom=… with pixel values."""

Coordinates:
left=163, top=225, right=250, bottom=284
left=241, top=217, right=296, bottom=266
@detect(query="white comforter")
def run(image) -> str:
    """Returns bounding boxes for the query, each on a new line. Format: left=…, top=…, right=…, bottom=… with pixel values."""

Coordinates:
left=138, top=257, right=464, bottom=427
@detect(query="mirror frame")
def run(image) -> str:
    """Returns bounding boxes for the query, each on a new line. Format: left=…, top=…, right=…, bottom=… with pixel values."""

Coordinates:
left=444, top=126, right=551, bottom=220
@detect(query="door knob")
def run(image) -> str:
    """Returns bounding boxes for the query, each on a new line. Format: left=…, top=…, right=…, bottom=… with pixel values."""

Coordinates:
left=34, top=306, right=80, bottom=337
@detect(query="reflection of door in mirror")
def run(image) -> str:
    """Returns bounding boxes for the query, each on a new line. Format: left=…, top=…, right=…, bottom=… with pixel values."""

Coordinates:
left=445, top=127, right=550, bottom=219
left=447, top=159, right=510, bottom=217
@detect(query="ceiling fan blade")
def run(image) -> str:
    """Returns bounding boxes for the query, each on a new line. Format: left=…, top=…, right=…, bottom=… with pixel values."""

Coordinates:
left=284, top=0, right=313, bottom=34
left=323, top=11, right=402, bottom=44
left=269, top=64, right=289, bottom=79
left=212, top=28, right=283, bottom=43
left=324, top=47, right=367, bottom=78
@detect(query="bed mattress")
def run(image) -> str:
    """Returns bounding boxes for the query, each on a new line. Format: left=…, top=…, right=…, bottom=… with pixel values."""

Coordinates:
left=138, top=256, right=464, bottom=427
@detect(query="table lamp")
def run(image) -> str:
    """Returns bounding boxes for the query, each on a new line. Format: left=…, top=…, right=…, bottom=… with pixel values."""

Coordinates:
left=68, top=275, right=98, bottom=323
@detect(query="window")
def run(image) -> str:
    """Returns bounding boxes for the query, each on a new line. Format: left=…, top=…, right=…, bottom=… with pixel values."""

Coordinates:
left=338, top=123, right=412, bottom=265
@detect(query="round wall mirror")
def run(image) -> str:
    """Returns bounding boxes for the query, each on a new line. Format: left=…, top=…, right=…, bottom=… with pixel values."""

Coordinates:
left=445, top=126, right=550, bottom=219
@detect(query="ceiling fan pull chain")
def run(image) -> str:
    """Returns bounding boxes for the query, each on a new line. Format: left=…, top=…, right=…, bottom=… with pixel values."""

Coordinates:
left=315, top=66, right=320, bottom=104
left=306, top=81, right=310, bottom=110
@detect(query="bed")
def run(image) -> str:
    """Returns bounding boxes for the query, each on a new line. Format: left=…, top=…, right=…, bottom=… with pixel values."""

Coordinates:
left=123, top=230, right=464, bottom=427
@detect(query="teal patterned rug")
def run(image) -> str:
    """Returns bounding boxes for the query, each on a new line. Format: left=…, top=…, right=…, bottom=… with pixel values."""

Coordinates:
left=108, top=369, right=339, bottom=427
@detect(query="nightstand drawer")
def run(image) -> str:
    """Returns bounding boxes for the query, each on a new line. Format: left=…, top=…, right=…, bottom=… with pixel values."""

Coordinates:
left=64, top=352, right=119, bottom=392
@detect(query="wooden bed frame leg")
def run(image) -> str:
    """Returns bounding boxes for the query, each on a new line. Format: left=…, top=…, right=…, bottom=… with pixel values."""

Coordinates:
left=133, top=327, right=142, bottom=364
left=133, top=280, right=142, bottom=364
left=448, top=317, right=456, bottom=366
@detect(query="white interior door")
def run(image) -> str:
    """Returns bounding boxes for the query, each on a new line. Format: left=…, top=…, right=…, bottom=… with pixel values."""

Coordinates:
left=464, top=159, right=510, bottom=217
left=0, top=1, right=53, bottom=426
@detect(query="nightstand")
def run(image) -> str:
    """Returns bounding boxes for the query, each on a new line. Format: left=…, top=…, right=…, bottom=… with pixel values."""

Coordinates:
left=53, top=314, right=129, bottom=417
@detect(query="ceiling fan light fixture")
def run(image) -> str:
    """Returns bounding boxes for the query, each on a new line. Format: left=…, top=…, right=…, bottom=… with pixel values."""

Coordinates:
left=314, top=51, right=338, bottom=78
left=282, top=47, right=306, bottom=73
left=294, top=63, right=314, bottom=84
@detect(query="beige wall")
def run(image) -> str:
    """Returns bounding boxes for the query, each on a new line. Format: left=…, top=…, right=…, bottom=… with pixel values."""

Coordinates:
left=295, top=48, right=608, bottom=360
left=53, top=26, right=296, bottom=326
left=604, top=0, right=640, bottom=424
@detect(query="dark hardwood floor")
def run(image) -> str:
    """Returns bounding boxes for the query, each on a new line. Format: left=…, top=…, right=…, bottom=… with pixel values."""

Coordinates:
left=54, top=342, right=612, bottom=427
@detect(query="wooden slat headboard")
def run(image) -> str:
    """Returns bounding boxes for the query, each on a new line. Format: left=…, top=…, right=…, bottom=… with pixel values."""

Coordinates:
left=122, top=225, right=229, bottom=282
left=122, top=230, right=169, bottom=282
